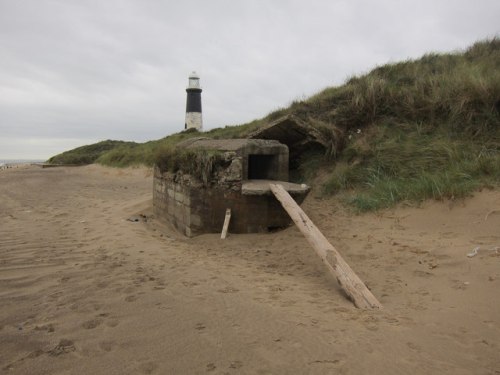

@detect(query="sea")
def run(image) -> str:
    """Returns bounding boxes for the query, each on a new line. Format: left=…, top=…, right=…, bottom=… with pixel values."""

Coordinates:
left=0, top=159, right=45, bottom=168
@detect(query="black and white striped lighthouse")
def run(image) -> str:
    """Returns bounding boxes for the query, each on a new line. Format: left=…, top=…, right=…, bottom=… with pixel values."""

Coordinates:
left=185, top=71, right=203, bottom=131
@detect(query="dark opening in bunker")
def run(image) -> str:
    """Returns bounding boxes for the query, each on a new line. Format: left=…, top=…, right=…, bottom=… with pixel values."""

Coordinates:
left=248, top=154, right=277, bottom=180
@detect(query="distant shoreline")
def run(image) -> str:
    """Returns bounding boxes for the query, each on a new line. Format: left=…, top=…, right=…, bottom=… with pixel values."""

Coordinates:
left=0, top=160, right=45, bottom=169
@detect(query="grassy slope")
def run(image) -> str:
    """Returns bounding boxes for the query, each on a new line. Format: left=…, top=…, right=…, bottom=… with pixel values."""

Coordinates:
left=48, top=38, right=500, bottom=210
left=303, top=39, right=500, bottom=210
left=48, top=140, right=138, bottom=165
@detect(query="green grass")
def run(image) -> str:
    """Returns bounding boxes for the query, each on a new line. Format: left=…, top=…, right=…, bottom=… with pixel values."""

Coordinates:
left=48, top=140, right=138, bottom=165
left=48, top=38, right=500, bottom=211
left=49, top=121, right=264, bottom=168
left=323, top=124, right=499, bottom=211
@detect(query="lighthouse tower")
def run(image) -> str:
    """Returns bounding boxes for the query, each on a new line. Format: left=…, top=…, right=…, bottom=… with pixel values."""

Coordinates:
left=185, top=71, right=203, bottom=131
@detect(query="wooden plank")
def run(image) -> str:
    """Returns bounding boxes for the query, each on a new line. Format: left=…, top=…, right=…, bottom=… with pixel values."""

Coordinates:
left=220, top=208, right=231, bottom=239
left=269, top=183, right=382, bottom=309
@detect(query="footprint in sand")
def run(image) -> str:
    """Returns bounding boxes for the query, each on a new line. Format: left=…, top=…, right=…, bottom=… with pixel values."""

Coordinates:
left=82, top=319, right=102, bottom=329
left=98, top=341, right=114, bottom=352
left=26, top=349, right=45, bottom=359
left=48, top=339, right=76, bottom=356
left=229, top=360, right=243, bottom=369
left=33, top=323, right=55, bottom=333
left=308, top=358, right=344, bottom=370
left=206, top=363, right=216, bottom=372
left=138, top=361, right=158, bottom=374
left=406, top=342, right=422, bottom=351
left=125, top=295, right=138, bottom=302
left=182, top=281, right=199, bottom=287
left=413, top=270, right=433, bottom=278
left=217, top=286, right=239, bottom=293
left=96, top=280, right=109, bottom=289
left=106, top=318, right=119, bottom=328
left=195, top=323, right=206, bottom=331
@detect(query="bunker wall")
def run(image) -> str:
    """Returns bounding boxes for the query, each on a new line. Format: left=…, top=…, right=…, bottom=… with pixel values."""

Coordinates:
left=153, top=168, right=295, bottom=237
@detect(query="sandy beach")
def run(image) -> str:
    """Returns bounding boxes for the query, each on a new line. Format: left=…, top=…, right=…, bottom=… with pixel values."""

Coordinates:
left=0, top=165, right=499, bottom=374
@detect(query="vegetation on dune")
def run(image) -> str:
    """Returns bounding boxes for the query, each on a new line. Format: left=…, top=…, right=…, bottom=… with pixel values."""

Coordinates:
left=323, top=124, right=499, bottom=211
left=48, top=38, right=500, bottom=211
left=49, top=123, right=262, bottom=168
left=155, top=146, right=226, bottom=186
left=96, top=129, right=203, bottom=167
left=47, top=140, right=138, bottom=165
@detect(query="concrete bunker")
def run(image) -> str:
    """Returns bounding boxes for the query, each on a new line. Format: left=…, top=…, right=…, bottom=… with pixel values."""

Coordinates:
left=153, top=138, right=310, bottom=237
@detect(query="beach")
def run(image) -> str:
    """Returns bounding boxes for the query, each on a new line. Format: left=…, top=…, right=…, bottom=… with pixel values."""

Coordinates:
left=1, top=165, right=499, bottom=374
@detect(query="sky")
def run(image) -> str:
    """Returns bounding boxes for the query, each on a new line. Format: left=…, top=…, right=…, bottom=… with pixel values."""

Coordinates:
left=1, top=0, right=499, bottom=159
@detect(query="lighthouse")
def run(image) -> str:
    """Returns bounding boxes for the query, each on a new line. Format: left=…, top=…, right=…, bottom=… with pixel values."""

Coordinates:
left=185, top=71, right=203, bottom=131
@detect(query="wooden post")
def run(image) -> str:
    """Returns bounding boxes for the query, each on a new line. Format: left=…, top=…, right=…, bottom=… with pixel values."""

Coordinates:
left=269, top=184, right=382, bottom=309
left=220, top=208, right=231, bottom=239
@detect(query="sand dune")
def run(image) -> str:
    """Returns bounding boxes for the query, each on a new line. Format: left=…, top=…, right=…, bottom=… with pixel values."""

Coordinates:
left=1, top=165, right=499, bottom=374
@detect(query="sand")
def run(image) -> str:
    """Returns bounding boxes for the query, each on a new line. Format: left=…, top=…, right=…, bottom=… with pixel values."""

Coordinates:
left=0, top=165, right=499, bottom=375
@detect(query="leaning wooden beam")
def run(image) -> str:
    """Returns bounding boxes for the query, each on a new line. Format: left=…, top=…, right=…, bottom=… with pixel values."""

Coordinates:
left=269, top=183, right=382, bottom=309
left=220, top=208, right=231, bottom=239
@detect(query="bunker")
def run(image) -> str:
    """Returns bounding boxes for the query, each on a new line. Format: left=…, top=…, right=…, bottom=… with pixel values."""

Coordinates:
left=153, top=138, right=310, bottom=237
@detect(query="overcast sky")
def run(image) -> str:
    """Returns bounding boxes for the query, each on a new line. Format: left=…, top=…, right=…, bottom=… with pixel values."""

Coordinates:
left=1, top=0, right=499, bottom=159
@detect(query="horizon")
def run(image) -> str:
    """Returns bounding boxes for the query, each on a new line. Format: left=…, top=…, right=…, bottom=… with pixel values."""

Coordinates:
left=0, top=37, right=495, bottom=161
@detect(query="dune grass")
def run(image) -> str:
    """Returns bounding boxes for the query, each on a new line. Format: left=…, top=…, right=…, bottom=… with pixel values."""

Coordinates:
left=323, top=123, right=499, bottom=211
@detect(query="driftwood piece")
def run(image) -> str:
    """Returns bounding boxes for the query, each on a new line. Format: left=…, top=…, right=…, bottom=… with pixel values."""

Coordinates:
left=269, top=183, right=382, bottom=309
left=221, top=208, right=231, bottom=239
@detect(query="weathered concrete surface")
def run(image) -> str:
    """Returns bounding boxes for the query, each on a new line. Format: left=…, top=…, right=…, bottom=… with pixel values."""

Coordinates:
left=153, top=168, right=309, bottom=236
